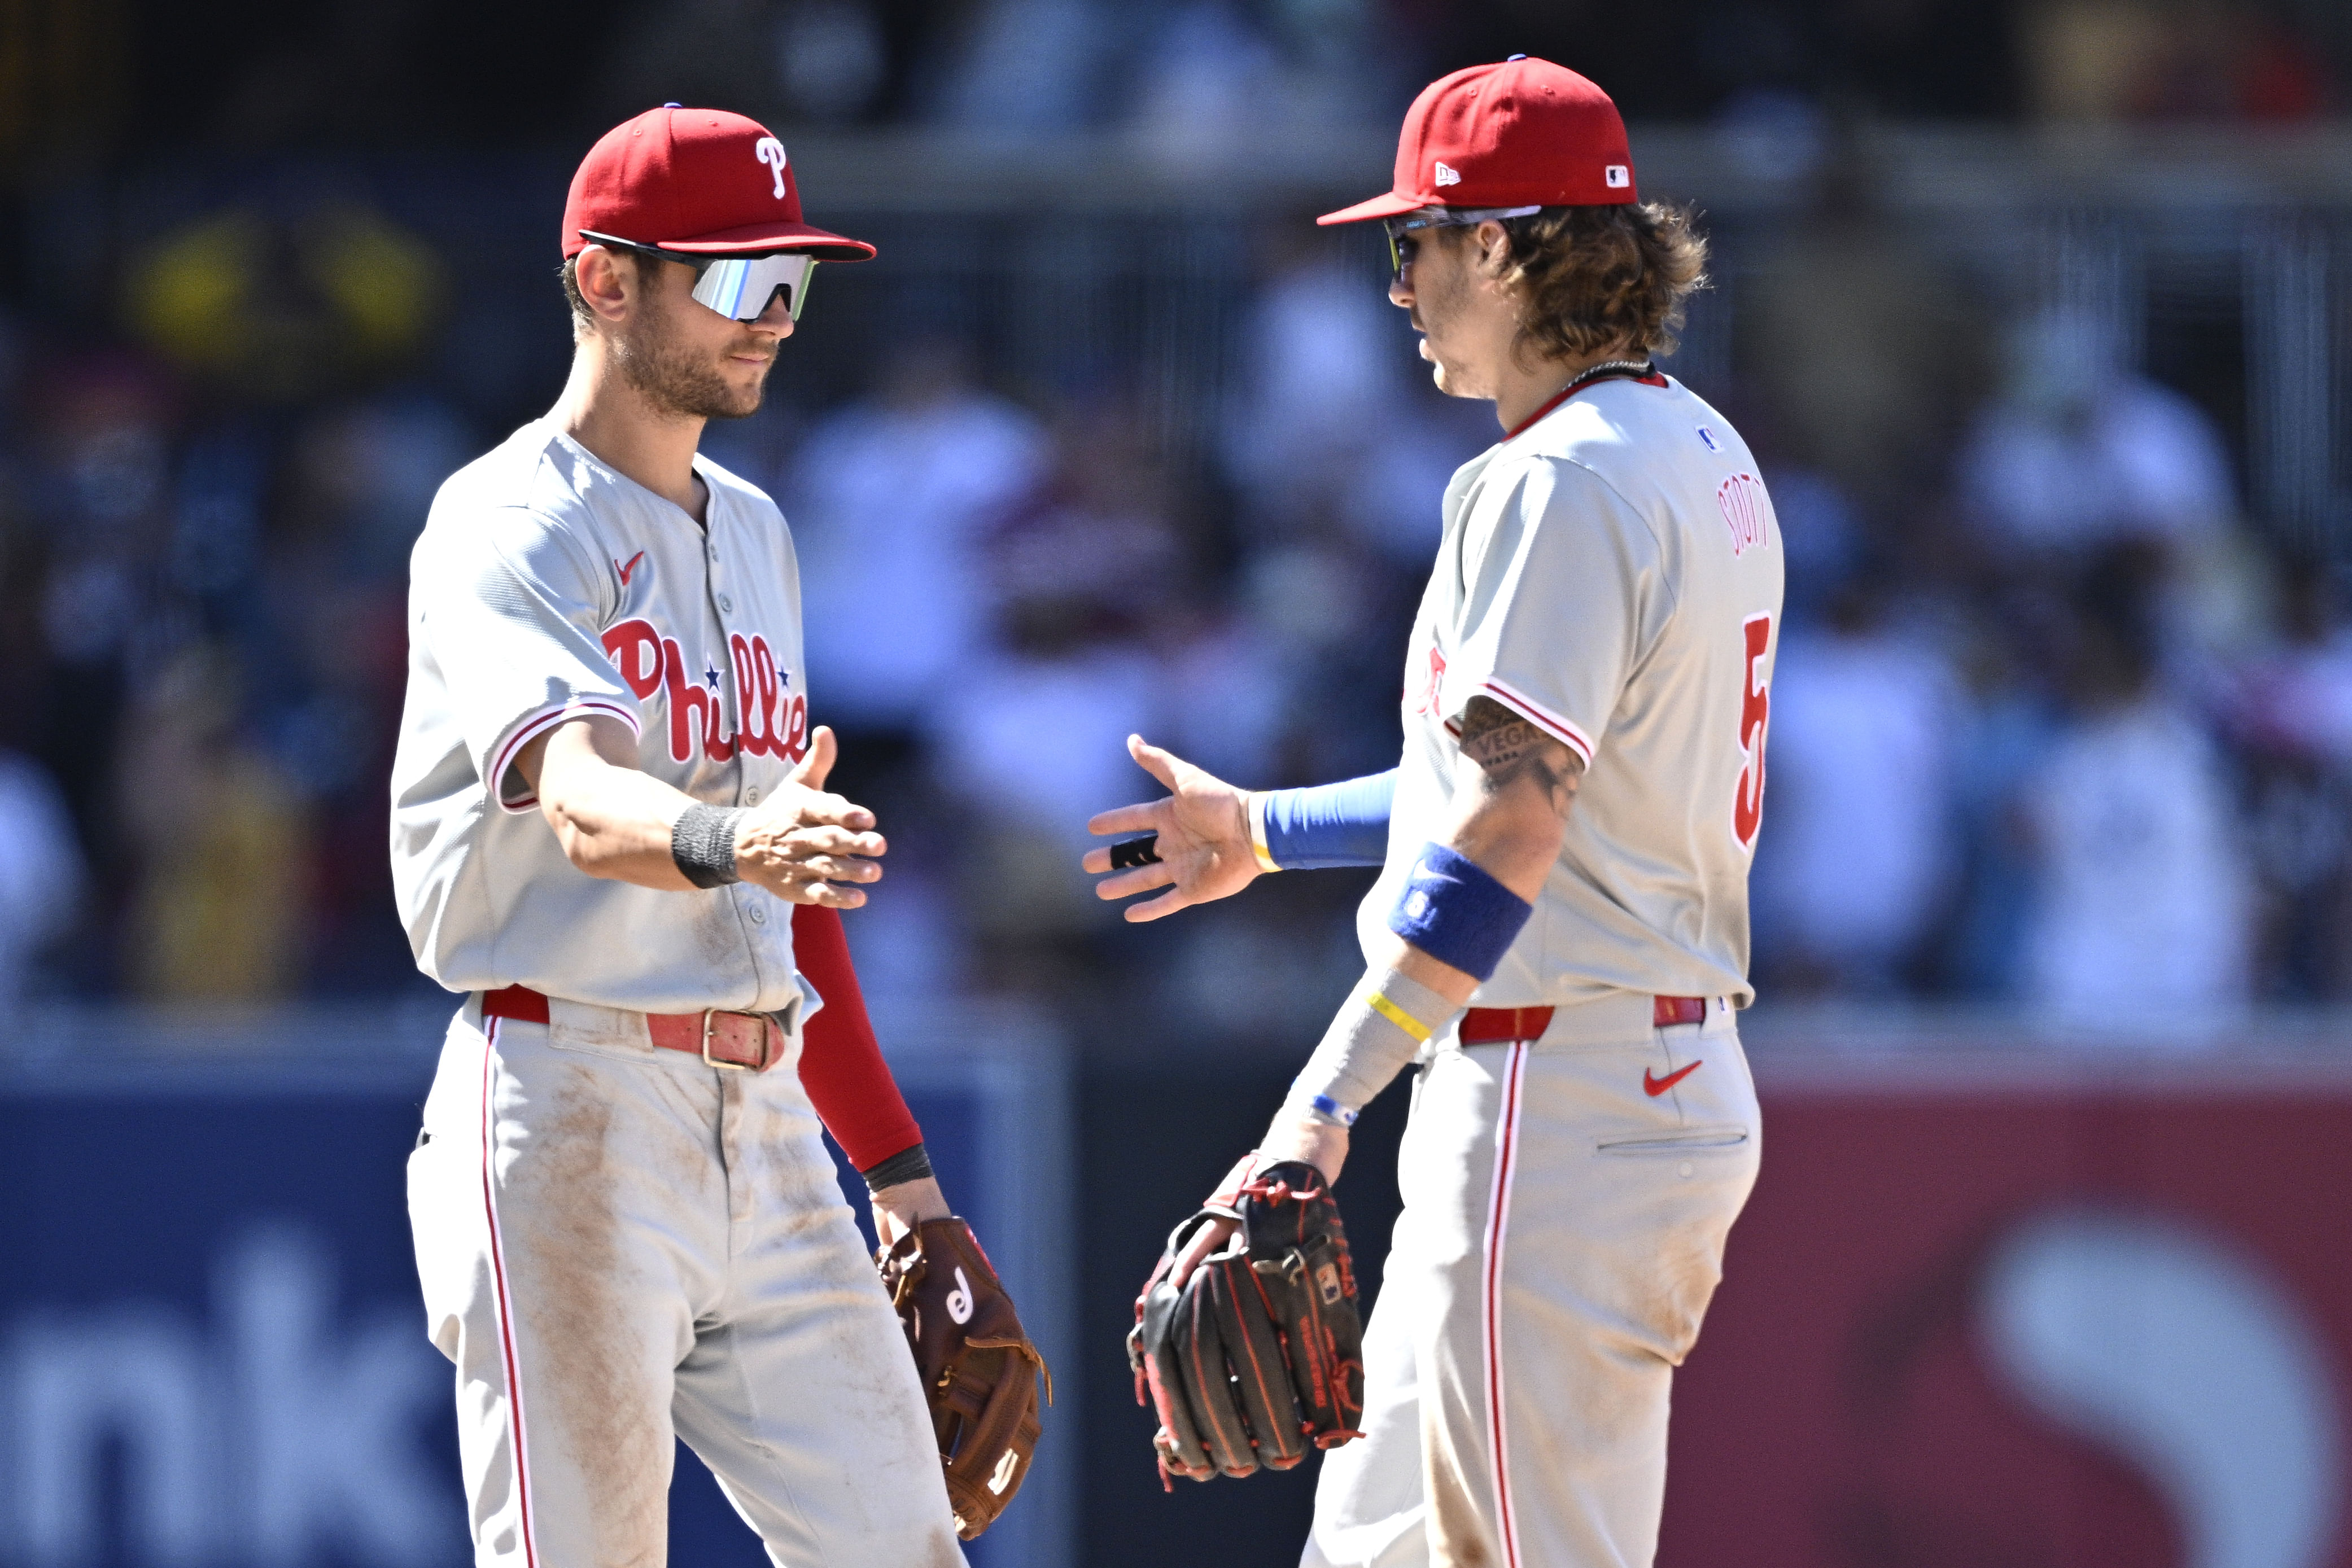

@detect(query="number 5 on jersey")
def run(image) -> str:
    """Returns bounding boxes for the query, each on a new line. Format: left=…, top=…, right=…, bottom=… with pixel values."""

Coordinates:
left=1733, top=612, right=1772, bottom=852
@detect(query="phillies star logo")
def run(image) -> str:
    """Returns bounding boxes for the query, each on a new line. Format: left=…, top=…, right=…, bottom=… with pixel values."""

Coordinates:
left=601, top=617, right=808, bottom=764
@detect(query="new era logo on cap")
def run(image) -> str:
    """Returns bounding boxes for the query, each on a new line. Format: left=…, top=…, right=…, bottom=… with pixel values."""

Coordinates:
left=1434, top=161, right=1461, bottom=186
left=1605, top=164, right=1630, bottom=189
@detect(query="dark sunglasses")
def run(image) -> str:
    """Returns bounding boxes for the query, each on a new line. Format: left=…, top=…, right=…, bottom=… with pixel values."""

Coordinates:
left=1382, top=206, right=1542, bottom=276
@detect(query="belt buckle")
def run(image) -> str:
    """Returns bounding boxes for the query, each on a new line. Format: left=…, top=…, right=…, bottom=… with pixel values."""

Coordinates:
left=701, top=1009, right=775, bottom=1072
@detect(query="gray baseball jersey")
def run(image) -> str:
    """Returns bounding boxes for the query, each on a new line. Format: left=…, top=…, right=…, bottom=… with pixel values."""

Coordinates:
left=1356, top=373, right=1784, bottom=1008
left=391, top=419, right=815, bottom=1015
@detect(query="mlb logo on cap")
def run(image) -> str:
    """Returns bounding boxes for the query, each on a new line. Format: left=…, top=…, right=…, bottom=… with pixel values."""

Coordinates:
left=1319, top=56, right=1638, bottom=225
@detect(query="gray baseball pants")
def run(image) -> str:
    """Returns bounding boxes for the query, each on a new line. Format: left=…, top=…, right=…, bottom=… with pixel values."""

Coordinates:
left=1303, top=994, right=1761, bottom=1568
left=405, top=997, right=965, bottom=1568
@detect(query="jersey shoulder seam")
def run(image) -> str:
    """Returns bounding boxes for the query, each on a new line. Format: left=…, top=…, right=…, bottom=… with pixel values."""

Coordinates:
left=1529, top=451, right=1684, bottom=651
left=477, top=503, right=621, bottom=624
left=1526, top=454, right=1673, bottom=575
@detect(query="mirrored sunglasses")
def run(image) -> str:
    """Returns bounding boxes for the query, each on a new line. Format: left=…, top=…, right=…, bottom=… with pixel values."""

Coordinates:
left=579, top=233, right=819, bottom=322
left=1382, top=206, right=1542, bottom=276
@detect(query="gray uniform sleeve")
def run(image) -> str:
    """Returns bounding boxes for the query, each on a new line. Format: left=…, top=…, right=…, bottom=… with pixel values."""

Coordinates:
left=1437, top=457, right=1670, bottom=767
left=416, top=506, right=644, bottom=812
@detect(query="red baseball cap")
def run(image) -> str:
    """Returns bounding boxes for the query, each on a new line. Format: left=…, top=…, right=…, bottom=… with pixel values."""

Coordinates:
left=561, top=106, right=876, bottom=262
left=1318, top=58, right=1636, bottom=225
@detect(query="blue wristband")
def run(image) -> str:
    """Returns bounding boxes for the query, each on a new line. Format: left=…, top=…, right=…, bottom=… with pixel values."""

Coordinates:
left=1259, top=770, right=1396, bottom=870
left=1386, top=843, right=1533, bottom=982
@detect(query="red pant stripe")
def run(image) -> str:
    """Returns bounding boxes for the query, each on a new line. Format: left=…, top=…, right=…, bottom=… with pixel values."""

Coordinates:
left=479, top=1018, right=540, bottom=1567
left=1481, top=1040, right=1529, bottom=1568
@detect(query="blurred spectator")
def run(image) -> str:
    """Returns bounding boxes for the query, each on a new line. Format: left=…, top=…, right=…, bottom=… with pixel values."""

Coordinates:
left=0, top=753, right=85, bottom=1008
left=1957, top=306, right=2237, bottom=555
left=1121, top=0, right=1390, bottom=159
left=1221, top=232, right=1485, bottom=563
left=2231, top=566, right=2352, bottom=997
left=117, top=646, right=314, bottom=1004
left=927, top=405, right=1180, bottom=984
left=2017, top=549, right=2252, bottom=1028
left=1752, top=581, right=1960, bottom=993
left=1127, top=0, right=1290, bottom=158
left=265, top=397, right=457, bottom=993
left=1151, top=603, right=1288, bottom=792
left=1215, top=232, right=1485, bottom=787
left=25, top=353, right=185, bottom=881
left=789, top=335, right=1047, bottom=748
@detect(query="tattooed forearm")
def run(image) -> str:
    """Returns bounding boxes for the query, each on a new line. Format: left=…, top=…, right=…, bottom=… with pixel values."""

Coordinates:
left=1458, top=697, right=1582, bottom=816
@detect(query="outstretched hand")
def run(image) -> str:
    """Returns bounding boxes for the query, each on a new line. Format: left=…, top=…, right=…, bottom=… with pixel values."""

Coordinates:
left=733, top=726, right=888, bottom=908
left=1082, top=734, right=1264, bottom=922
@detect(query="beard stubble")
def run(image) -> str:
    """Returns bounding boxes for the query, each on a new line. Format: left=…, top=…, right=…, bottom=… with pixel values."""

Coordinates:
left=613, top=300, right=770, bottom=421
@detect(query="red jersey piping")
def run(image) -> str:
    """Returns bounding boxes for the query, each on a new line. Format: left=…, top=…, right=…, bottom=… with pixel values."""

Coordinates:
left=1502, top=366, right=1668, bottom=441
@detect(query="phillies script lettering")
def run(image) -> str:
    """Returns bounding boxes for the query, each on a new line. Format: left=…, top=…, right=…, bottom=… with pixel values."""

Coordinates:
left=601, top=617, right=810, bottom=764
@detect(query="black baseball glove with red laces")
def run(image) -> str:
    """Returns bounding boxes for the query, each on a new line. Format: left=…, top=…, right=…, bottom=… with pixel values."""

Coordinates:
left=1127, top=1153, right=1366, bottom=1485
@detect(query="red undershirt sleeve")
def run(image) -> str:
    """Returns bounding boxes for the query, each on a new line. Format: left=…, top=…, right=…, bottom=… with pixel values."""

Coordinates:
left=791, top=903, right=924, bottom=1172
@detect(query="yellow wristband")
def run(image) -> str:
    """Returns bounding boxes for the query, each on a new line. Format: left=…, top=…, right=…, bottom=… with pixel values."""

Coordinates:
left=1247, top=792, right=1281, bottom=873
left=1365, top=989, right=1433, bottom=1043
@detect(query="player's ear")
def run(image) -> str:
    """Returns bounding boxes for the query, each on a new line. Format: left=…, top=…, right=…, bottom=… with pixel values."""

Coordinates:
left=1476, top=221, right=1512, bottom=277
left=574, top=244, right=636, bottom=327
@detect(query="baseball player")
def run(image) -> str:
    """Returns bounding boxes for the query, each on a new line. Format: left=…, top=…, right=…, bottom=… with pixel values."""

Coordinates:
left=392, top=107, right=972, bottom=1566
left=1088, top=59, right=1778, bottom=1567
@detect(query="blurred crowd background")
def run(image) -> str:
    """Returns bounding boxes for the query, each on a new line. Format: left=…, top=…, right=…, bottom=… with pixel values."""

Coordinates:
left=0, top=0, right=2347, bottom=1041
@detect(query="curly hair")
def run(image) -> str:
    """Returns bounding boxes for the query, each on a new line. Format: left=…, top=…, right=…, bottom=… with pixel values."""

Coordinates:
left=1490, top=201, right=1708, bottom=362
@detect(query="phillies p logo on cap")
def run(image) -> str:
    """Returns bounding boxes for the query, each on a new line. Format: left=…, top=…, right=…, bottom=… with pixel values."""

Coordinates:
left=561, top=106, right=875, bottom=262
left=754, top=136, right=789, bottom=199
left=1318, top=57, right=1640, bottom=225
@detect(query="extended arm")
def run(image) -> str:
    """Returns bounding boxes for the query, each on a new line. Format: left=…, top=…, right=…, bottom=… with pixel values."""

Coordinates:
left=1082, top=734, right=1394, bottom=919
left=519, top=715, right=886, bottom=906
left=1252, top=770, right=1397, bottom=869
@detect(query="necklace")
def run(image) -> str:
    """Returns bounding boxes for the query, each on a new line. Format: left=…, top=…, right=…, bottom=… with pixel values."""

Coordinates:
left=1505, top=358, right=1660, bottom=439
left=1564, top=358, right=1655, bottom=388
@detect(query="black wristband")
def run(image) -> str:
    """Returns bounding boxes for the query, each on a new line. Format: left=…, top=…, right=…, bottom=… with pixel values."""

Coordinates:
left=672, top=804, right=746, bottom=889
left=860, top=1141, right=934, bottom=1192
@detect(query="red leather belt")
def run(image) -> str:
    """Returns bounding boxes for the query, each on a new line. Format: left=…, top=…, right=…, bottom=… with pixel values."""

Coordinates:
left=480, top=983, right=786, bottom=1072
left=1459, top=995, right=1708, bottom=1044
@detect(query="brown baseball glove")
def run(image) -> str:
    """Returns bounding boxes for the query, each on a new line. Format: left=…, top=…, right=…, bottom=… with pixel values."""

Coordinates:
left=876, top=1217, right=1052, bottom=1539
